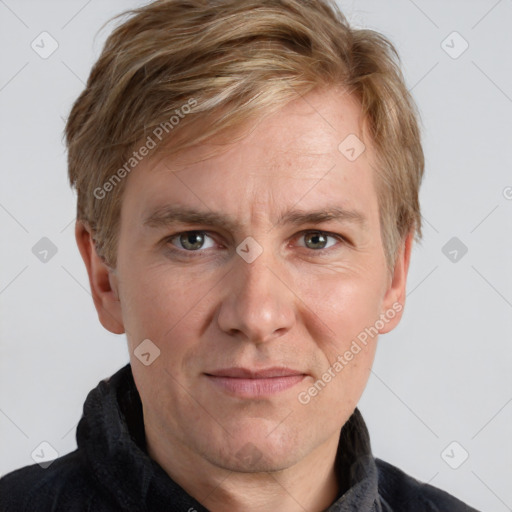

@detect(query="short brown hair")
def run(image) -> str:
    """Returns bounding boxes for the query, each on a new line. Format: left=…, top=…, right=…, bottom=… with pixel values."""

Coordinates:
left=65, top=0, right=424, bottom=270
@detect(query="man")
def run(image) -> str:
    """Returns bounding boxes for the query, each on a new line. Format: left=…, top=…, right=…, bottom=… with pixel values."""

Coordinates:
left=0, top=0, right=480, bottom=510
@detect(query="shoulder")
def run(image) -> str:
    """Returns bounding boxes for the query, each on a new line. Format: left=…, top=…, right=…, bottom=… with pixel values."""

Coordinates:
left=0, top=450, right=112, bottom=512
left=375, top=458, right=480, bottom=512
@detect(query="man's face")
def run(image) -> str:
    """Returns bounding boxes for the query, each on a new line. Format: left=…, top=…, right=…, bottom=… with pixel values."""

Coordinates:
left=99, top=88, right=409, bottom=472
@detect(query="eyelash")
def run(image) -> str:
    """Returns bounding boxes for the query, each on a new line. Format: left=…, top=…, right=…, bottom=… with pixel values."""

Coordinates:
left=164, top=230, right=349, bottom=258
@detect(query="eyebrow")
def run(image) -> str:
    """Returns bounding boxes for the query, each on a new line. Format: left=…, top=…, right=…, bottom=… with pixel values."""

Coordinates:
left=143, top=205, right=367, bottom=232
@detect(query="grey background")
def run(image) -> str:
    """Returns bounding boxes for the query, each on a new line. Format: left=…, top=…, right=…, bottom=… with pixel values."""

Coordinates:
left=1, top=1, right=511, bottom=510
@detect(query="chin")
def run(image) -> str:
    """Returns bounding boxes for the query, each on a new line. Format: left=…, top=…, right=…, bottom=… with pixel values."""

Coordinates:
left=204, top=422, right=304, bottom=472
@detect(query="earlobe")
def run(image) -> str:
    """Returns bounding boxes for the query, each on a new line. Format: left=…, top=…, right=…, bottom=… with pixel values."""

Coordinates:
left=75, top=221, right=125, bottom=335
left=378, top=231, right=414, bottom=335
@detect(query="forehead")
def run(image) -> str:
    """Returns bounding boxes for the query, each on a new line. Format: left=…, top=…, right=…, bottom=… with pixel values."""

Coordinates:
left=162, top=87, right=368, bottom=170
left=121, top=87, right=378, bottom=227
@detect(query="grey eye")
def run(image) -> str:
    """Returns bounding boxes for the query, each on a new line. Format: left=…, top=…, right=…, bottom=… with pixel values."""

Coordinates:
left=177, top=231, right=206, bottom=250
left=304, top=231, right=329, bottom=250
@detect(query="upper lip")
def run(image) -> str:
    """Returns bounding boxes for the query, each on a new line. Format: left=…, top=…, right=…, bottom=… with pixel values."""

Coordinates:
left=206, top=367, right=305, bottom=378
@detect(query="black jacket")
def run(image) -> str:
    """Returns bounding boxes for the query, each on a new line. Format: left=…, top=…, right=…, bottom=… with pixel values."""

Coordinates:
left=0, top=364, right=480, bottom=511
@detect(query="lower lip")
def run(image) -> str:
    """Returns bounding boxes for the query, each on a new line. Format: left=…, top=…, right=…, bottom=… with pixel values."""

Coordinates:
left=206, top=375, right=305, bottom=397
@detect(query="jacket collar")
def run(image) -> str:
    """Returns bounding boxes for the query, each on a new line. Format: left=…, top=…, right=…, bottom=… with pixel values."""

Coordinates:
left=77, top=364, right=381, bottom=511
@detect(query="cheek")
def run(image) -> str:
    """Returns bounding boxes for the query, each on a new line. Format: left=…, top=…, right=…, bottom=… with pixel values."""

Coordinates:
left=299, top=269, right=384, bottom=352
left=120, top=266, right=213, bottom=403
left=119, top=264, right=206, bottom=346
left=295, top=275, right=380, bottom=422
left=297, top=351, right=375, bottom=433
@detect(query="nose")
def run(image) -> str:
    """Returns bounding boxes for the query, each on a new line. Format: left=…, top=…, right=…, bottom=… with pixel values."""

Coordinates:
left=216, top=245, right=295, bottom=343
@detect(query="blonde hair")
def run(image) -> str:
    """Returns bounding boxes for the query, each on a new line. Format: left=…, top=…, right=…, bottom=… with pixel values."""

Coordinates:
left=65, top=0, right=424, bottom=270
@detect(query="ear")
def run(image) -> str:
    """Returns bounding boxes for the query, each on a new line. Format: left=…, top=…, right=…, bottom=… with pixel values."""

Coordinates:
left=378, top=231, right=414, bottom=334
left=75, top=221, right=125, bottom=334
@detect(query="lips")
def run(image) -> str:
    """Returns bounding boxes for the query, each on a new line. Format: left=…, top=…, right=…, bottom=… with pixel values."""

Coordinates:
left=205, top=367, right=306, bottom=397
left=206, top=367, right=304, bottom=378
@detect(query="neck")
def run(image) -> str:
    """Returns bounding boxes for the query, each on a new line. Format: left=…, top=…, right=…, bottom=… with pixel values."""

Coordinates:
left=145, top=423, right=342, bottom=512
